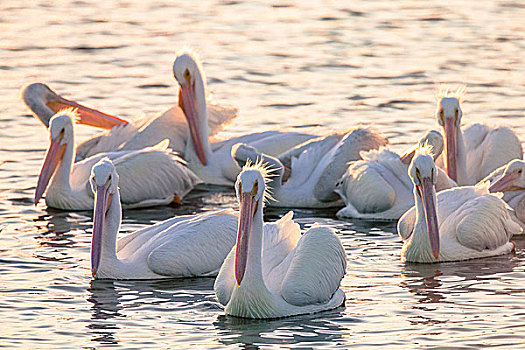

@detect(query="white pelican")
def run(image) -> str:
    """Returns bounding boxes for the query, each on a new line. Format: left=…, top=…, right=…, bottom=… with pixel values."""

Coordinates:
left=434, top=87, right=522, bottom=185
left=173, top=49, right=316, bottom=186
left=89, top=158, right=238, bottom=279
left=484, top=159, right=525, bottom=229
left=20, top=82, right=238, bottom=162
left=398, top=145, right=520, bottom=263
left=231, top=127, right=388, bottom=208
left=35, top=109, right=200, bottom=210
left=214, top=164, right=346, bottom=319
left=336, top=130, right=456, bottom=221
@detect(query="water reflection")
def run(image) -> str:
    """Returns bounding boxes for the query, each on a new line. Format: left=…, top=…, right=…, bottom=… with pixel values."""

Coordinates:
left=2, top=0, right=525, bottom=346
left=29, top=210, right=90, bottom=262
left=86, top=278, right=217, bottom=347
left=401, top=253, right=520, bottom=305
left=214, top=308, right=348, bottom=348
left=34, top=209, right=90, bottom=234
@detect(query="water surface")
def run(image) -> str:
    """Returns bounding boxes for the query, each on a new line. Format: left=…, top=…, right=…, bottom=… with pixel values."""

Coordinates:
left=1, top=0, right=525, bottom=348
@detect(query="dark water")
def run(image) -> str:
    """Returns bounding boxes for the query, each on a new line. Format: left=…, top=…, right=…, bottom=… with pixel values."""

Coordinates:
left=1, top=1, right=524, bottom=348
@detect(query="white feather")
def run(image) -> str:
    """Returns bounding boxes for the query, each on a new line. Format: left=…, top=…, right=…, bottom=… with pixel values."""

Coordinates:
left=215, top=165, right=346, bottom=319
left=399, top=183, right=521, bottom=263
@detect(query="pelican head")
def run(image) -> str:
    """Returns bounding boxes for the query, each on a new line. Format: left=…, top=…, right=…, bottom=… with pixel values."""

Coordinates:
left=173, top=49, right=208, bottom=165
left=34, top=110, right=75, bottom=204
left=234, top=164, right=268, bottom=286
left=409, top=146, right=440, bottom=259
left=21, top=83, right=127, bottom=129
left=21, top=83, right=67, bottom=127
left=489, top=159, right=525, bottom=193
left=436, top=88, right=465, bottom=182
left=400, top=130, right=444, bottom=164
left=419, top=130, right=444, bottom=160
left=90, top=158, right=119, bottom=277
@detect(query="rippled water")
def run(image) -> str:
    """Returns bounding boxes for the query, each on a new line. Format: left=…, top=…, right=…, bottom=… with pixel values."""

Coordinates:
left=1, top=0, right=525, bottom=348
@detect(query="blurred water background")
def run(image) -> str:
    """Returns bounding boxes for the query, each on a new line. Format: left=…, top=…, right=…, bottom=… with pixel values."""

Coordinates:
left=1, top=0, right=524, bottom=348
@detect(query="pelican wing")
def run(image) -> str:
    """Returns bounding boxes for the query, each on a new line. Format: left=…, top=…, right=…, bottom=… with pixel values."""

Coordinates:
left=75, top=123, right=139, bottom=161
left=117, top=213, right=211, bottom=255
left=147, top=211, right=238, bottom=277
left=78, top=102, right=236, bottom=161
left=280, top=135, right=345, bottom=193
left=313, top=128, right=388, bottom=202
left=397, top=206, right=416, bottom=241
left=340, top=160, right=397, bottom=214
left=112, top=141, right=201, bottom=207
left=279, top=133, right=343, bottom=166
left=463, top=123, right=491, bottom=151
left=448, top=194, right=521, bottom=251
left=206, top=103, right=238, bottom=137
left=464, top=124, right=523, bottom=182
left=435, top=185, right=490, bottom=221
left=123, top=104, right=237, bottom=151
left=214, top=246, right=236, bottom=306
left=279, top=226, right=346, bottom=306
left=261, top=212, right=301, bottom=282
left=478, top=162, right=507, bottom=186
left=212, top=131, right=316, bottom=157
left=436, top=167, right=457, bottom=191
left=117, top=108, right=188, bottom=155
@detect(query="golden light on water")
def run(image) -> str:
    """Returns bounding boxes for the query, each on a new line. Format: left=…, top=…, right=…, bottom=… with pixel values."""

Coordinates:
left=1, top=0, right=524, bottom=348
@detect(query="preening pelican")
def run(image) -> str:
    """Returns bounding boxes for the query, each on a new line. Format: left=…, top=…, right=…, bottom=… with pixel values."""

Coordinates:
left=336, top=130, right=456, bottom=221
left=20, top=82, right=237, bottom=162
left=434, top=87, right=522, bottom=185
left=35, top=109, right=200, bottom=210
left=90, top=159, right=238, bottom=279
left=485, top=159, right=525, bottom=229
left=214, top=164, right=346, bottom=319
left=173, top=49, right=316, bottom=186
left=398, top=145, right=520, bottom=263
left=232, top=127, right=388, bottom=208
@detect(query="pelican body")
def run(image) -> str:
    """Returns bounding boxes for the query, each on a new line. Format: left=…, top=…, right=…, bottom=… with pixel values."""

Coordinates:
left=21, top=82, right=237, bottom=162
left=173, top=50, right=316, bottom=186
left=214, top=164, right=346, bottom=319
left=485, top=159, right=525, bottom=229
left=398, top=146, right=520, bottom=263
left=232, top=128, right=388, bottom=208
left=336, top=130, right=456, bottom=221
left=434, top=87, right=522, bottom=185
left=90, top=159, right=238, bottom=279
left=35, top=109, right=200, bottom=210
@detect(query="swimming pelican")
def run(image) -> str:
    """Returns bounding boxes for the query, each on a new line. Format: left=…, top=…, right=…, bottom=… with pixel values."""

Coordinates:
left=90, top=158, right=238, bottom=279
left=398, top=145, right=520, bottom=263
left=20, top=82, right=238, bottom=162
left=434, top=87, right=522, bottom=185
left=484, top=159, right=525, bottom=229
left=173, top=49, right=316, bottom=186
left=214, top=164, right=346, bottom=319
left=35, top=109, right=200, bottom=210
left=231, top=127, right=388, bottom=208
left=336, top=130, right=456, bottom=221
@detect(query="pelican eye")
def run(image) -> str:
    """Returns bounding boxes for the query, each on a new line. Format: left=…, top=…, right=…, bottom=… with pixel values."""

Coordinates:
left=518, top=169, right=523, bottom=174
left=252, top=180, right=258, bottom=196
left=238, top=182, right=242, bottom=196
left=439, top=110, right=444, bottom=123
left=455, top=109, right=458, bottom=120
left=415, top=168, right=422, bottom=182
left=184, top=69, right=191, bottom=84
